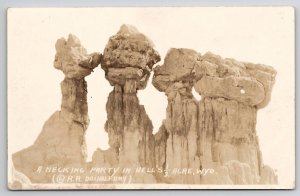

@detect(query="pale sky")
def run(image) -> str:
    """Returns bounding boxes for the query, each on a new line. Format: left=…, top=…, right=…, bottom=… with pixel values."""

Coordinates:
left=8, top=7, right=295, bottom=187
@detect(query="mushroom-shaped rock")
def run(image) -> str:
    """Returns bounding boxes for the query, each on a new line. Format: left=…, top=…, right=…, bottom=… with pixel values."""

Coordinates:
left=194, top=52, right=276, bottom=108
left=101, top=24, right=160, bottom=90
left=91, top=25, right=159, bottom=183
left=12, top=34, right=101, bottom=183
left=54, top=34, right=101, bottom=79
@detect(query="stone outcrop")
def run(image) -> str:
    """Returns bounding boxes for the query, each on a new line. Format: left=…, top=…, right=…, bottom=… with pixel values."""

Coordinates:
left=153, top=49, right=277, bottom=184
left=12, top=34, right=101, bottom=183
left=91, top=25, right=160, bottom=183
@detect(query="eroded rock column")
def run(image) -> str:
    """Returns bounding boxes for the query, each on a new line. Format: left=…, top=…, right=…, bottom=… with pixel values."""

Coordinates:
left=153, top=48, right=202, bottom=183
left=92, top=25, right=160, bottom=183
left=153, top=49, right=278, bottom=184
left=194, top=52, right=277, bottom=184
left=12, top=34, right=101, bottom=183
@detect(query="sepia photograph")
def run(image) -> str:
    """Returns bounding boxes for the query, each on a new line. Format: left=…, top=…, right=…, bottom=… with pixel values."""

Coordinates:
left=7, top=7, right=295, bottom=189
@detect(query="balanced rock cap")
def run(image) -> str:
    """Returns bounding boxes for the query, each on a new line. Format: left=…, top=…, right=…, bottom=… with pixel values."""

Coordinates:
left=54, top=34, right=101, bottom=79
left=194, top=52, right=277, bottom=108
left=152, top=48, right=201, bottom=92
left=101, top=24, right=161, bottom=89
left=101, top=24, right=160, bottom=71
left=153, top=48, right=276, bottom=108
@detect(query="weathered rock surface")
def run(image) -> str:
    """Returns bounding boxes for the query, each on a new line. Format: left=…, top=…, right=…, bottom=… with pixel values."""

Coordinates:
left=198, top=97, right=262, bottom=184
left=102, top=24, right=160, bottom=90
left=153, top=48, right=201, bottom=92
left=91, top=25, right=160, bottom=183
left=12, top=34, right=101, bottom=183
left=54, top=34, right=101, bottom=79
left=194, top=52, right=277, bottom=108
left=153, top=49, right=277, bottom=184
left=153, top=49, right=277, bottom=113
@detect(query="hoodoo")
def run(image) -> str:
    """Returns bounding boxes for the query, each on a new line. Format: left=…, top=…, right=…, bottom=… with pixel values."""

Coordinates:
left=91, top=24, right=161, bottom=183
left=153, top=49, right=277, bottom=184
left=12, top=34, right=101, bottom=183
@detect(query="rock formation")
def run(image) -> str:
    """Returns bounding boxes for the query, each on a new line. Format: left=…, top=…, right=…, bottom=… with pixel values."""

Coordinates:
left=153, top=49, right=201, bottom=183
left=11, top=25, right=278, bottom=187
left=195, top=52, right=277, bottom=184
left=12, top=34, right=101, bottom=183
left=91, top=24, right=160, bottom=183
left=153, top=49, right=277, bottom=184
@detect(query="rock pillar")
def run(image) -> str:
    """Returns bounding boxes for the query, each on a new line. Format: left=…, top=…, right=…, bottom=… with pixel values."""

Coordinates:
left=92, top=25, right=160, bottom=183
left=12, top=34, right=101, bottom=183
